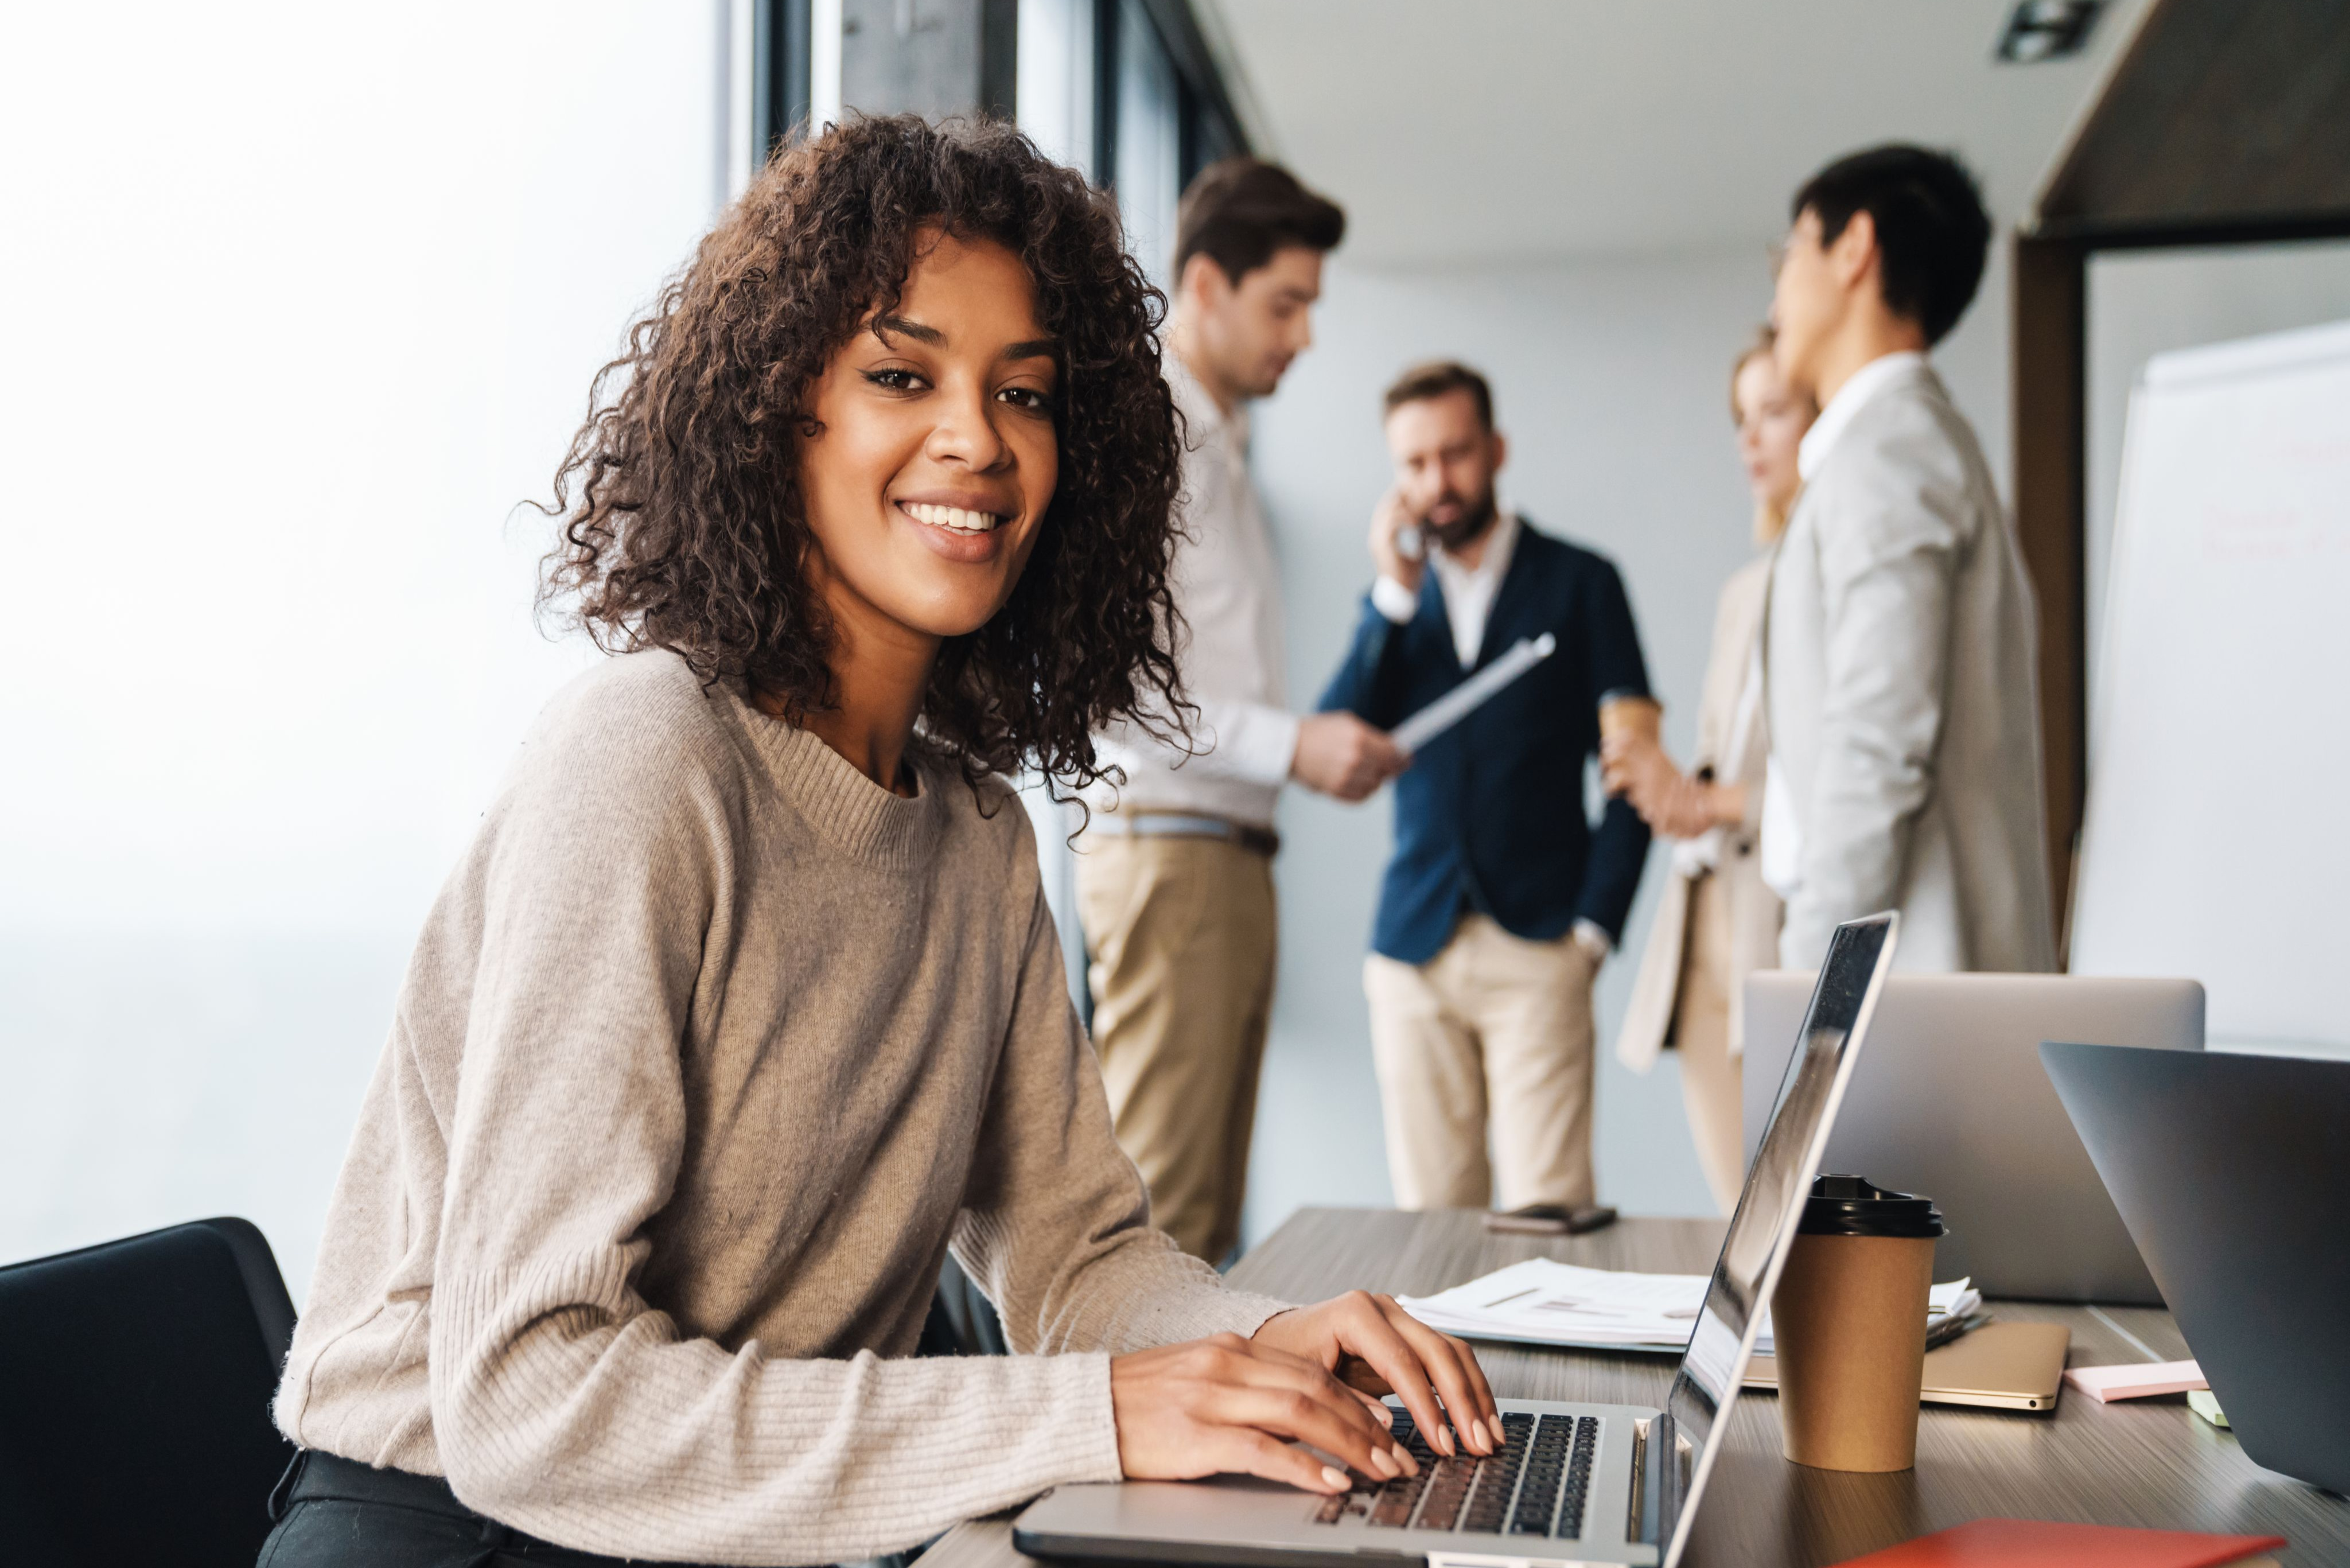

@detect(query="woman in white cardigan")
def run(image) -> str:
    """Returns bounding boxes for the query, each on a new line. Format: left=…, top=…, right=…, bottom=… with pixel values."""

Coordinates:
left=1604, top=332, right=1814, bottom=1213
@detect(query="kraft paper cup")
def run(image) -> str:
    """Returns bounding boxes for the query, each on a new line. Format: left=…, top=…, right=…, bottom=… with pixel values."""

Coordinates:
left=1770, top=1175, right=1946, bottom=1473
left=1597, top=691, right=1661, bottom=746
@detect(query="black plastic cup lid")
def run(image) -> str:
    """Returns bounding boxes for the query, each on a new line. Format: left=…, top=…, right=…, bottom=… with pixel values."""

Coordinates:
left=1797, top=1173, right=1947, bottom=1238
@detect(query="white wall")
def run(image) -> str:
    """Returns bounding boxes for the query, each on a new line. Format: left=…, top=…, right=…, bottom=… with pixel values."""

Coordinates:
left=0, top=4, right=729, bottom=1296
left=1239, top=248, right=2013, bottom=1239
left=2083, top=239, right=2350, bottom=738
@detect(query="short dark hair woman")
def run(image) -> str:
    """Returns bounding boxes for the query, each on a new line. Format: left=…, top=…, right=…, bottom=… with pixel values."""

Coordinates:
left=259, top=117, right=1496, bottom=1568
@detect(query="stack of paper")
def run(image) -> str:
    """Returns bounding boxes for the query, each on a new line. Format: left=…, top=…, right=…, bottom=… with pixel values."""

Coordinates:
left=1399, top=1258, right=1981, bottom=1355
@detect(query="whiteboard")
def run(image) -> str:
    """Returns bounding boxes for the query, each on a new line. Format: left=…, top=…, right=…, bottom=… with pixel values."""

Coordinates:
left=2070, top=318, right=2350, bottom=1048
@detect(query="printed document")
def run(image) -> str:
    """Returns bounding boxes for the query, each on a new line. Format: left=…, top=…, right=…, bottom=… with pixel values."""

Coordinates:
left=1399, top=1258, right=1979, bottom=1353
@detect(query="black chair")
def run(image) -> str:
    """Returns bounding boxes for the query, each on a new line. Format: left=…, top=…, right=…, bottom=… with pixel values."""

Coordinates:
left=0, top=1217, right=298, bottom=1568
left=917, top=1252, right=1009, bottom=1358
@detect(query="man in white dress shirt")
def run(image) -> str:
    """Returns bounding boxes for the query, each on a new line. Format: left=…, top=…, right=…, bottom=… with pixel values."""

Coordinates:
left=1080, top=159, right=1402, bottom=1262
left=1762, top=145, right=2056, bottom=973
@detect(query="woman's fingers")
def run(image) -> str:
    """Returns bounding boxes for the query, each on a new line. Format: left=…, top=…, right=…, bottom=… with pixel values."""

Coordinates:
left=1322, top=1293, right=1503, bottom=1456
left=1377, top=1317, right=1493, bottom=1454
left=1210, top=1382, right=1405, bottom=1482
left=1375, top=1301, right=1499, bottom=1445
left=1314, top=1293, right=1468, bottom=1456
left=1227, top=1342, right=1390, bottom=1418
left=1111, top=1320, right=1497, bottom=1499
left=1386, top=1306, right=1501, bottom=1446
left=1233, top=1342, right=1417, bottom=1476
left=1108, top=1321, right=1508, bottom=1499
left=1250, top=1295, right=1509, bottom=1462
left=1220, top=1428, right=1356, bottom=1495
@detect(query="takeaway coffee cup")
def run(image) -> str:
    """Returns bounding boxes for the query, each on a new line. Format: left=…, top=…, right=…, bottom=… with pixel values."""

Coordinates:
left=1596, top=688, right=1661, bottom=748
left=1769, top=1174, right=1946, bottom=1472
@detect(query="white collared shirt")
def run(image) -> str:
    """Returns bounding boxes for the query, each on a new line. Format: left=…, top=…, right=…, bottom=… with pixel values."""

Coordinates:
left=1085, top=355, right=1298, bottom=829
left=1795, top=349, right=1927, bottom=484
left=1369, top=507, right=1521, bottom=667
left=1763, top=349, right=1928, bottom=900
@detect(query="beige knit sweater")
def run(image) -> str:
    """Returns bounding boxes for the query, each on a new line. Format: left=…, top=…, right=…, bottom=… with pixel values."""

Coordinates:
left=275, top=651, right=1289, bottom=1564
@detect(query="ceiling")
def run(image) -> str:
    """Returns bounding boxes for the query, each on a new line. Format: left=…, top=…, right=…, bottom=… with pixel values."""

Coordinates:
left=1197, top=0, right=2156, bottom=266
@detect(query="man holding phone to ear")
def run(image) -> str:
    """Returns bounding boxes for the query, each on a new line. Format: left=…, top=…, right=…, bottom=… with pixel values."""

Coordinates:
left=1321, top=361, right=1652, bottom=1223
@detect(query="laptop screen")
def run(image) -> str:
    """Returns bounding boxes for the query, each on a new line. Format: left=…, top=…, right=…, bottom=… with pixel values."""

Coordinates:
left=1659, top=913, right=1897, bottom=1563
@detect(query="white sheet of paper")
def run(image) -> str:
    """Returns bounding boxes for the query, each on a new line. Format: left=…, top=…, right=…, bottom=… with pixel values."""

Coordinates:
left=1399, top=1257, right=1978, bottom=1355
left=1389, top=632, right=1556, bottom=754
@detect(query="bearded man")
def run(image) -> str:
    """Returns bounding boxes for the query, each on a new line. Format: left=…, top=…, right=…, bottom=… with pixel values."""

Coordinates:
left=1318, top=361, right=1652, bottom=1220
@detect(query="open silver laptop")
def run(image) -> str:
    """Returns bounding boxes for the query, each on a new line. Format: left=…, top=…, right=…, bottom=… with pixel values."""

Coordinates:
left=1742, top=972, right=2203, bottom=1305
left=1015, top=912, right=1900, bottom=1568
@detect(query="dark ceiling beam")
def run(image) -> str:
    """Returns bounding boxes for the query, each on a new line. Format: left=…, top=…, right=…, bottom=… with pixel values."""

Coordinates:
left=2033, top=0, right=2350, bottom=238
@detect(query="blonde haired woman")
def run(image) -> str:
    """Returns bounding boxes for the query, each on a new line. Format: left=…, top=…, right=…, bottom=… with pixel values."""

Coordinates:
left=1605, top=330, right=1815, bottom=1213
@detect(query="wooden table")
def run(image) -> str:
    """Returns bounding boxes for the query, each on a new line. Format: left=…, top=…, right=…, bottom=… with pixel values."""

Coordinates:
left=927, top=1208, right=2350, bottom=1568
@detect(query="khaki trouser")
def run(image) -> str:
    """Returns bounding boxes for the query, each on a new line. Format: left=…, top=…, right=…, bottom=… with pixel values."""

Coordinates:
left=1364, top=915, right=1598, bottom=1212
left=1075, top=833, right=1276, bottom=1263
left=1671, top=873, right=1746, bottom=1216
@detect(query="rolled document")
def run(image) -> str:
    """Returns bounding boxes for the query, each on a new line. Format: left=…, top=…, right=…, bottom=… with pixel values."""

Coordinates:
left=1390, top=632, right=1556, bottom=754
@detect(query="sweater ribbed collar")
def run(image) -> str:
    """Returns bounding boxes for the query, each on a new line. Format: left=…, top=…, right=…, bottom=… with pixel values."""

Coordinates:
left=729, top=690, right=947, bottom=870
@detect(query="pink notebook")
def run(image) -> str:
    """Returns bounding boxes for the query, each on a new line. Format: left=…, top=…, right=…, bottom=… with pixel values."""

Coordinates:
left=2063, top=1359, right=2209, bottom=1402
left=1832, top=1518, right=2284, bottom=1567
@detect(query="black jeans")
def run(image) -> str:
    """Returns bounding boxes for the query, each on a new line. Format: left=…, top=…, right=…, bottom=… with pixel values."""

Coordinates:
left=256, top=1450, right=748, bottom=1568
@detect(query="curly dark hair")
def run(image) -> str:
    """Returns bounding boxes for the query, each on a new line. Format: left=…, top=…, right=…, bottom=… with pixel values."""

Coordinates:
left=540, top=114, right=1188, bottom=795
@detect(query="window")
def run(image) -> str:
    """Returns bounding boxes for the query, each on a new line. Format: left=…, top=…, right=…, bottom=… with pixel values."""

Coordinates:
left=1112, top=0, right=1184, bottom=286
left=1, top=3, right=733, bottom=1291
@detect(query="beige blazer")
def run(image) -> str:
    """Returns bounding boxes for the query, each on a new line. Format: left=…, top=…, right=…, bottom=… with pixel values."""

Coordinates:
left=1764, top=360, right=2056, bottom=973
left=1617, top=554, right=1784, bottom=1072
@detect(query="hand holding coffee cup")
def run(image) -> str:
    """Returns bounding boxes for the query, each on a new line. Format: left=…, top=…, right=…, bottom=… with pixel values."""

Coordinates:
left=1769, top=1174, right=1946, bottom=1473
left=1596, top=688, right=1663, bottom=798
left=1596, top=690, right=1661, bottom=746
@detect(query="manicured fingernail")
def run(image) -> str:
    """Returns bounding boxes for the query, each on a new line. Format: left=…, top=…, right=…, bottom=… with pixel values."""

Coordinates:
left=1372, top=1402, right=1394, bottom=1427
left=1476, top=1418, right=1495, bottom=1452
left=1321, top=1465, right=1349, bottom=1490
left=1437, top=1426, right=1456, bottom=1456
left=1400, top=1446, right=1420, bottom=1476
left=1371, top=1447, right=1400, bottom=1478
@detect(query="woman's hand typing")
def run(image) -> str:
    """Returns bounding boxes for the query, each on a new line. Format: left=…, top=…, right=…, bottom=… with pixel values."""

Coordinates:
left=1110, top=1333, right=1415, bottom=1493
left=1251, top=1291, right=1500, bottom=1459
left=1108, top=1291, right=1500, bottom=1496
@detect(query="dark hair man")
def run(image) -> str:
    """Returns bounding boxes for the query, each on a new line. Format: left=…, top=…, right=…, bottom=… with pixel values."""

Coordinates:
left=1319, top=361, right=1652, bottom=1217
left=1762, top=144, right=2054, bottom=972
left=1081, top=157, right=1395, bottom=1264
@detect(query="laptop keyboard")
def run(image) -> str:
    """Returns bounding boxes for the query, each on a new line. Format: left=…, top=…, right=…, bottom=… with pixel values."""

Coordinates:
left=1311, top=1410, right=1600, bottom=1540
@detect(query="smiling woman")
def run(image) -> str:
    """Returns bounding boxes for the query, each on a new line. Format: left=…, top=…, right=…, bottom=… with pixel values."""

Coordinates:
left=258, top=115, right=1497, bottom=1568
left=543, top=114, right=1187, bottom=799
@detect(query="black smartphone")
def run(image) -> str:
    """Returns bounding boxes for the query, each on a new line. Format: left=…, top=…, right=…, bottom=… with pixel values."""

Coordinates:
left=1480, top=1204, right=1618, bottom=1236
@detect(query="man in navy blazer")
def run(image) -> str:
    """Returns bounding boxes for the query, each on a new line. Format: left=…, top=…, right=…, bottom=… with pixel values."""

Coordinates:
left=1320, top=361, right=1652, bottom=1216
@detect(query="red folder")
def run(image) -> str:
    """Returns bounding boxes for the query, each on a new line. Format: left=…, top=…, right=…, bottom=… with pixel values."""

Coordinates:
left=1832, top=1518, right=2287, bottom=1567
